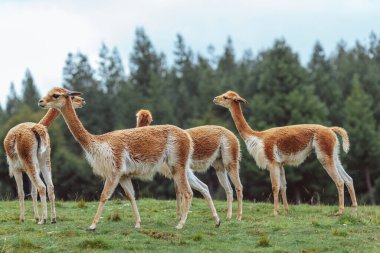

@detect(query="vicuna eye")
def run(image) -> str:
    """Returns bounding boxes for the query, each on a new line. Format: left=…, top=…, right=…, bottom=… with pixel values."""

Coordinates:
left=52, top=94, right=60, bottom=99
left=223, top=96, right=227, bottom=99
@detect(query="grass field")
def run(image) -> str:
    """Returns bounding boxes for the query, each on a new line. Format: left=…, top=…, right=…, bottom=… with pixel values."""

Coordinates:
left=0, top=198, right=379, bottom=252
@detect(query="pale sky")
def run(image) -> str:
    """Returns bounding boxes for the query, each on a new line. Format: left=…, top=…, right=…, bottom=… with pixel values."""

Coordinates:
left=0, top=0, right=379, bottom=107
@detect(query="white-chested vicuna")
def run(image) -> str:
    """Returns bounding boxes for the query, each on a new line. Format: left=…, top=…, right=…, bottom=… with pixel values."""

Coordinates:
left=38, top=87, right=194, bottom=230
left=214, top=90, right=357, bottom=216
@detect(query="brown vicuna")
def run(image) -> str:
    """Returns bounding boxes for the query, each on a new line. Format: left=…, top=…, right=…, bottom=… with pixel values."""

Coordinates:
left=214, top=90, right=358, bottom=216
left=136, top=109, right=243, bottom=221
left=4, top=96, right=85, bottom=224
left=38, top=88, right=194, bottom=230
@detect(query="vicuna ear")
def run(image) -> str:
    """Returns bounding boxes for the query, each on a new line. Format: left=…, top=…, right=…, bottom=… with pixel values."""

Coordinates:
left=233, top=97, right=248, bottom=104
left=68, top=91, right=82, bottom=97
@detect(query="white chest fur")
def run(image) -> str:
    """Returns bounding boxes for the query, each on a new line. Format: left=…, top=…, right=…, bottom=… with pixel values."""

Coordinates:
left=244, top=136, right=268, bottom=169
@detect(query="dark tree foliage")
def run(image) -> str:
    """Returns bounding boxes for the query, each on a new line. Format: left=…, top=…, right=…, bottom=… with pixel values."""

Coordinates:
left=1, top=32, right=379, bottom=206
left=21, top=69, right=40, bottom=111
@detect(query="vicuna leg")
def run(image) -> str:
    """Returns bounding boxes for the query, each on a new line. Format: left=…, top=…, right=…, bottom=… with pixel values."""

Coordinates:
left=215, top=169, right=233, bottom=220
left=88, top=174, right=121, bottom=231
left=13, top=171, right=25, bottom=222
left=174, top=182, right=182, bottom=219
left=280, top=166, right=289, bottom=213
left=227, top=163, right=243, bottom=220
left=335, top=157, right=358, bottom=209
left=25, top=164, right=47, bottom=225
left=187, top=169, right=220, bottom=226
left=319, top=156, right=345, bottom=215
left=119, top=177, right=141, bottom=228
left=269, top=164, right=281, bottom=216
left=172, top=165, right=193, bottom=229
left=31, top=184, right=40, bottom=223
left=40, top=152, right=56, bottom=223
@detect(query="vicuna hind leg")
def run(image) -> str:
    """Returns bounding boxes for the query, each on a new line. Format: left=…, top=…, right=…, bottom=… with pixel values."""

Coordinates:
left=214, top=164, right=233, bottom=219
left=318, top=156, right=345, bottom=215
left=174, top=183, right=182, bottom=219
left=13, top=170, right=25, bottom=222
left=31, top=184, right=40, bottom=223
left=335, top=156, right=358, bottom=210
left=172, top=165, right=193, bottom=229
left=280, top=166, right=289, bottom=213
left=24, top=163, right=47, bottom=225
left=226, top=163, right=243, bottom=220
left=119, top=177, right=141, bottom=228
left=88, top=174, right=121, bottom=231
left=39, top=150, right=57, bottom=223
left=187, top=169, right=220, bottom=226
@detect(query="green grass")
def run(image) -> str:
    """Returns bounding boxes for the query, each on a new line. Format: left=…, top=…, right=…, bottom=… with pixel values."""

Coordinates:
left=0, top=199, right=379, bottom=252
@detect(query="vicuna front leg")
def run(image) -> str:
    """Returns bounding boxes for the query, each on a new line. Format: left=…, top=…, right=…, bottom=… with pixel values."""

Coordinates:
left=13, top=171, right=25, bottom=222
left=172, top=166, right=193, bottom=229
left=280, top=166, right=289, bottom=213
left=88, top=174, right=121, bottom=231
left=269, top=165, right=281, bottom=216
left=119, top=177, right=141, bottom=228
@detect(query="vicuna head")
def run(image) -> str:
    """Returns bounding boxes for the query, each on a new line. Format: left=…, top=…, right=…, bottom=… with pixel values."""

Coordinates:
left=136, top=109, right=153, bottom=127
left=213, top=90, right=247, bottom=108
left=38, top=87, right=82, bottom=109
left=71, top=96, right=86, bottom=109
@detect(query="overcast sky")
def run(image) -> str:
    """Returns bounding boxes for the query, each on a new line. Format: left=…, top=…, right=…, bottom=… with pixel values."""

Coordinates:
left=0, top=0, right=379, bottom=107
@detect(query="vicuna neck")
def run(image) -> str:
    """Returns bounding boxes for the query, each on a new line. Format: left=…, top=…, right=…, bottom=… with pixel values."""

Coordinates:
left=229, top=103, right=259, bottom=139
left=38, top=109, right=60, bottom=128
left=60, top=99, right=92, bottom=149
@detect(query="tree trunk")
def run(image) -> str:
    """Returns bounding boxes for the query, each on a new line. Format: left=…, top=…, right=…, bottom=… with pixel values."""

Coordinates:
left=364, top=166, right=376, bottom=205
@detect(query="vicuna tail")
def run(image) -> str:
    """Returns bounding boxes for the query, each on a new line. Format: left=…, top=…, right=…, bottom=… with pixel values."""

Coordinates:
left=330, top=127, right=350, bottom=153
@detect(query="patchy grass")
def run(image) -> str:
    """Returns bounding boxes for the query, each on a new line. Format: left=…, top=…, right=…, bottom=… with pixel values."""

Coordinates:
left=0, top=199, right=379, bottom=252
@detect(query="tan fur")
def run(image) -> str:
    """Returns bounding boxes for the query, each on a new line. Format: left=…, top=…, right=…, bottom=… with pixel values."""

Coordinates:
left=214, top=90, right=358, bottom=216
left=136, top=109, right=153, bottom=128
left=4, top=96, right=85, bottom=224
left=136, top=110, right=243, bottom=220
left=38, top=87, right=194, bottom=230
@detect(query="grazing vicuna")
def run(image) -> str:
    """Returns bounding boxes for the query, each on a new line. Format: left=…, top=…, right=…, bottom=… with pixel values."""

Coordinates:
left=38, top=88, right=194, bottom=230
left=4, top=96, right=85, bottom=224
left=136, top=109, right=243, bottom=220
left=214, top=90, right=358, bottom=216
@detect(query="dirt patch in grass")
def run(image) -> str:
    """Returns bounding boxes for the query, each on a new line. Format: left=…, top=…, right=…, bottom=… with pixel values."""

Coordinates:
left=13, top=238, right=41, bottom=250
left=140, top=229, right=178, bottom=240
left=77, top=239, right=110, bottom=250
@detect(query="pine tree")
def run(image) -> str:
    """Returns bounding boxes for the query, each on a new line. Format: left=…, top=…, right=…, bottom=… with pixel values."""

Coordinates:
left=308, top=42, right=342, bottom=124
left=21, top=69, right=40, bottom=111
left=6, top=82, right=21, bottom=115
left=344, top=75, right=380, bottom=204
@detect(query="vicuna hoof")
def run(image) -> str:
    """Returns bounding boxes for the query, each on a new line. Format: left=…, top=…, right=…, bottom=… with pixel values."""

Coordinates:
left=215, top=220, right=221, bottom=228
left=38, top=219, right=47, bottom=225
left=87, top=224, right=96, bottom=231
left=134, top=224, right=141, bottom=229
left=334, top=210, right=344, bottom=216
left=175, top=224, right=183, bottom=229
left=51, top=218, right=57, bottom=224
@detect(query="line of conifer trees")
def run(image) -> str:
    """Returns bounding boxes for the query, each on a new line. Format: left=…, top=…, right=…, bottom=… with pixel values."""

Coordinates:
left=1, top=28, right=380, bottom=205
